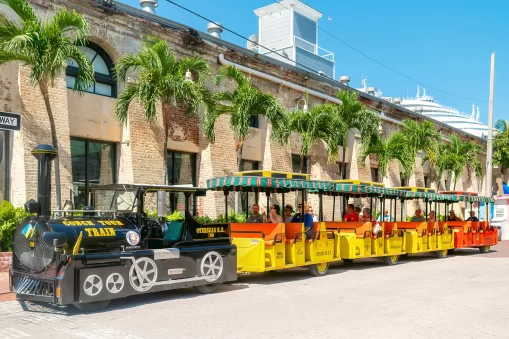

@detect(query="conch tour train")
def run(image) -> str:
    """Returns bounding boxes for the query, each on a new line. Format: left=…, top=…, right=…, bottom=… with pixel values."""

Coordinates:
left=9, top=144, right=497, bottom=311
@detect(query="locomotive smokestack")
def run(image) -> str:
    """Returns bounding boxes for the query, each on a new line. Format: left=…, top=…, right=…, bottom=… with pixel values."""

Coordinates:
left=31, top=144, right=58, bottom=216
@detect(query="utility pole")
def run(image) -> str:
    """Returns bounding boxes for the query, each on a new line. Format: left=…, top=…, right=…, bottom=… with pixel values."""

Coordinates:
left=486, top=52, right=495, bottom=200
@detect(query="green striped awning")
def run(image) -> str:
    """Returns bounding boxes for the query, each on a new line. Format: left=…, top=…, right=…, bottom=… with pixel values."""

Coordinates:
left=206, top=176, right=308, bottom=193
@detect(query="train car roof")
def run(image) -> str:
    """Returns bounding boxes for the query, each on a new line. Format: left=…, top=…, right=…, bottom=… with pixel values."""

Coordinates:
left=90, top=183, right=208, bottom=195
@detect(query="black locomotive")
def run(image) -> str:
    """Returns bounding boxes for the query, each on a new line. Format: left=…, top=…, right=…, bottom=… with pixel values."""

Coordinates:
left=9, top=144, right=237, bottom=311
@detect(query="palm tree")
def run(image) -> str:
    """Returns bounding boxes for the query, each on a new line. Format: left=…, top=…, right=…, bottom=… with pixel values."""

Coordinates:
left=434, top=135, right=483, bottom=190
left=494, top=119, right=509, bottom=174
left=204, top=65, right=287, bottom=170
left=401, top=119, right=441, bottom=183
left=336, top=91, right=380, bottom=179
left=0, top=0, right=94, bottom=209
left=115, top=35, right=212, bottom=184
left=283, top=104, right=346, bottom=171
left=359, top=132, right=414, bottom=183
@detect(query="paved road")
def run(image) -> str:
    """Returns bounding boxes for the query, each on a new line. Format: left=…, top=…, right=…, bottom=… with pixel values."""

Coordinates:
left=1, top=245, right=508, bottom=339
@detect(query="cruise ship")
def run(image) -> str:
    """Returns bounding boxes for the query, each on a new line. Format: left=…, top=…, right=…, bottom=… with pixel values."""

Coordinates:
left=357, top=79, right=489, bottom=138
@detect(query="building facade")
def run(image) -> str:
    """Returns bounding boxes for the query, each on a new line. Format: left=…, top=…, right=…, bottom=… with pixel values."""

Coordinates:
left=0, top=0, right=494, bottom=220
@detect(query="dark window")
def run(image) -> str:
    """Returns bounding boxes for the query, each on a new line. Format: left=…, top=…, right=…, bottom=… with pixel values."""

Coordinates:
left=240, top=160, right=259, bottom=172
left=239, top=160, right=260, bottom=215
left=424, top=174, right=430, bottom=188
left=400, top=172, right=408, bottom=186
left=337, top=161, right=349, bottom=179
left=167, top=151, right=197, bottom=213
left=371, top=168, right=379, bottom=183
left=66, top=42, right=117, bottom=98
left=292, top=154, right=308, bottom=173
left=248, top=116, right=259, bottom=128
left=71, top=138, right=116, bottom=208
left=0, top=131, right=11, bottom=202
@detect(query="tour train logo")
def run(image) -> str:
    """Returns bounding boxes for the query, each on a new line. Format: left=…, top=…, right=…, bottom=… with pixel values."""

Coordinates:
left=126, top=231, right=140, bottom=246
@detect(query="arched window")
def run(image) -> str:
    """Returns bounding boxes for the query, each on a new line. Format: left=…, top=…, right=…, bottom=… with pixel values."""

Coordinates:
left=66, top=42, right=117, bottom=98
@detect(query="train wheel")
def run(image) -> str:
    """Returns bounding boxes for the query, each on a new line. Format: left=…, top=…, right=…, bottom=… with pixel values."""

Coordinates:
left=342, top=259, right=354, bottom=265
left=383, top=255, right=399, bottom=266
left=436, top=249, right=448, bottom=259
left=479, top=245, right=491, bottom=253
left=194, top=283, right=219, bottom=294
left=309, top=262, right=329, bottom=277
left=73, top=299, right=111, bottom=312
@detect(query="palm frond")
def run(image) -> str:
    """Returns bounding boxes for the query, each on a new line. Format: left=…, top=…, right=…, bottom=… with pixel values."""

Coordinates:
left=0, top=0, right=36, bottom=23
left=48, top=9, right=88, bottom=44
left=114, top=84, right=139, bottom=126
left=216, top=64, right=248, bottom=87
left=0, top=17, right=27, bottom=45
left=67, top=44, right=94, bottom=93
left=0, top=49, right=30, bottom=65
left=177, top=56, right=210, bottom=84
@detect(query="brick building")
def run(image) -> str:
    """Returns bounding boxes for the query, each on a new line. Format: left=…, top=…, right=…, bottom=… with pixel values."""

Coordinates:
left=0, top=0, right=496, bottom=220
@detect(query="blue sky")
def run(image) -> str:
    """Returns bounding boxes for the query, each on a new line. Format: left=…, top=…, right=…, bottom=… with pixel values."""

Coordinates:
left=118, top=0, right=508, bottom=124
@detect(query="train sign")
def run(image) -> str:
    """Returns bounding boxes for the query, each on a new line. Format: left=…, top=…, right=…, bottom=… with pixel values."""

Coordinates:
left=0, top=111, right=21, bottom=131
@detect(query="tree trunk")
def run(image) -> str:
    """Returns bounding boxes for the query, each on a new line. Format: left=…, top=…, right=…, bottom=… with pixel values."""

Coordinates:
left=341, top=144, right=347, bottom=179
left=162, top=103, right=171, bottom=185
left=236, top=140, right=244, bottom=172
left=38, top=80, right=61, bottom=211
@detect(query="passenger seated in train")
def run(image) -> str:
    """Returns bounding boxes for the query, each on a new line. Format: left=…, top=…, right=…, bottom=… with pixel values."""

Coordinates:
left=466, top=211, right=479, bottom=221
left=269, top=204, right=283, bottom=224
left=284, top=205, right=294, bottom=223
left=354, top=206, right=362, bottom=218
left=307, top=205, right=318, bottom=222
left=291, top=203, right=314, bottom=238
left=428, top=211, right=436, bottom=222
left=343, top=204, right=359, bottom=222
left=247, top=203, right=265, bottom=223
left=411, top=209, right=425, bottom=222
left=447, top=210, right=462, bottom=221
left=359, top=207, right=373, bottom=222
left=376, top=208, right=391, bottom=222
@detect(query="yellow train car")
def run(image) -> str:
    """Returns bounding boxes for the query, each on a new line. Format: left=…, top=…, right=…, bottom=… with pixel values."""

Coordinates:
left=392, top=186, right=454, bottom=258
left=206, top=171, right=339, bottom=276
left=324, top=182, right=406, bottom=265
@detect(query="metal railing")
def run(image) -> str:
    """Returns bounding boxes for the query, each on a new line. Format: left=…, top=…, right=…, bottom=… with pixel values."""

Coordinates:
left=293, top=36, right=334, bottom=62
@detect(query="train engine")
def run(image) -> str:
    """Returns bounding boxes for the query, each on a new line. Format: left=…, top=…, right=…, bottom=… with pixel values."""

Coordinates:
left=9, top=144, right=237, bottom=311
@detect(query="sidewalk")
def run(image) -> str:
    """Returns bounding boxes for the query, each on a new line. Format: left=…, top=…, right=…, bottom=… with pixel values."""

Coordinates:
left=0, top=271, right=15, bottom=302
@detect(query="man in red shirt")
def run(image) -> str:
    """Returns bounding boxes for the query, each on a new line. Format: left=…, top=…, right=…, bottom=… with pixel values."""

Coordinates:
left=343, top=204, right=359, bottom=222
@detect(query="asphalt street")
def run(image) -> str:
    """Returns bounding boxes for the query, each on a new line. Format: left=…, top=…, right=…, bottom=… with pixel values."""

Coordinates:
left=1, top=245, right=508, bottom=339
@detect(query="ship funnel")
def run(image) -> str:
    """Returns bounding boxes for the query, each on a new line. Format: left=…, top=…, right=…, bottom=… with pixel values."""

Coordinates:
left=367, top=87, right=376, bottom=95
left=140, top=0, right=158, bottom=14
left=207, top=22, right=223, bottom=39
left=339, top=76, right=350, bottom=85
left=31, top=144, right=58, bottom=216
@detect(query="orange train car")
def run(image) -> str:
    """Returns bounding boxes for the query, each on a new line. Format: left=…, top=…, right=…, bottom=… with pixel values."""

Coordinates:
left=441, top=191, right=497, bottom=253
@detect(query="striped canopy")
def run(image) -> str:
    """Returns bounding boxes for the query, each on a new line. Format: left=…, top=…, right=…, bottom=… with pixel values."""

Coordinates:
left=206, top=176, right=308, bottom=193
left=206, top=176, right=493, bottom=203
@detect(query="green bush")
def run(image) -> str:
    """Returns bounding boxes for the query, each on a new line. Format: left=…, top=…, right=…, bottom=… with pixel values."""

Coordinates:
left=0, top=201, right=31, bottom=252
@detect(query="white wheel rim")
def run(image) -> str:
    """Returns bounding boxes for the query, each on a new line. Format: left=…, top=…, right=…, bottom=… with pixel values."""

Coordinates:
left=200, top=251, right=224, bottom=283
left=106, top=273, right=124, bottom=294
left=129, top=257, right=158, bottom=292
left=83, top=275, right=103, bottom=297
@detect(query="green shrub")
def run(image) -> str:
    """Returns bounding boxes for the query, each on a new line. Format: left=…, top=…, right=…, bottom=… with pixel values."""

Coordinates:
left=0, top=201, right=31, bottom=252
left=196, top=215, right=214, bottom=224
left=166, top=210, right=184, bottom=221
